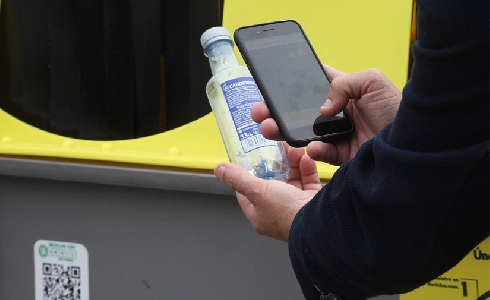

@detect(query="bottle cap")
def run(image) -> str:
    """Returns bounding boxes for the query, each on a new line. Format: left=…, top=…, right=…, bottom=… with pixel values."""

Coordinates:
left=200, top=27, right=233, bottom=50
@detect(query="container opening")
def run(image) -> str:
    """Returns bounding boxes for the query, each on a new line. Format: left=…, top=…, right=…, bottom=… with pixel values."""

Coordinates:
left=0, top=0, right=224, bottom=140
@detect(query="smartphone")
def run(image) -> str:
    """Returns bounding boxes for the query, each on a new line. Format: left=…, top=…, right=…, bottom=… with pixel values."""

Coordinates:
left=234, top=20, right=354, bottom=147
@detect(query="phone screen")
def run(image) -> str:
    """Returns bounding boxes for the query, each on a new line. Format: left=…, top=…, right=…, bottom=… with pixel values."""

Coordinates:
left=236, top=21, right=352, bottom=144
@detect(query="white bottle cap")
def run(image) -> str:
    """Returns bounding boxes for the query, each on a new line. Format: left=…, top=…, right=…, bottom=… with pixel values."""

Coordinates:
left=200, top=27, right=233, bottom=50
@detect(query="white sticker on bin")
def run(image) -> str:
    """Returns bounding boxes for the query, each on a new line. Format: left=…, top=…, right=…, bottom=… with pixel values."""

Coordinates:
left=34, top=240, right=89, bottom=300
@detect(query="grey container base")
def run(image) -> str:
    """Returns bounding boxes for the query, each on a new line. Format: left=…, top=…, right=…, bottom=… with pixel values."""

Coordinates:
left=0, top=157, right=399, bottom=300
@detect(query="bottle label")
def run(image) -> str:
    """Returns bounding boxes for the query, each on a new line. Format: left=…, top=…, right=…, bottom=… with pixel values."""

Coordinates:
left=221, top=77, right=276, bottom=153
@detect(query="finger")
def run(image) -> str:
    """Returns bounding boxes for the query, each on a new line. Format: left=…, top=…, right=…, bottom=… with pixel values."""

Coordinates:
left=251, top=101, right=272, bottom=124
left=214, top=163, right=266, bottom=205
left=260, top=118, right=284, bottom=141
left=252, top=102, right=284, bottom=141
left=236, top=192, right=257, bottom=224
left=284, top=145, right=306, bottom=187
left=323, top=64, right=346, bottom=80
left=306, top=141, right=342, bottom=166
left=321, top=69, right=379, bottom=117
left=282, top=144, right=321, bottom=191
left=320, top=75, right=353, bottom=117
left=298, top=153, right=322, bottom=191
left=286, top=144, right=306, bottom=169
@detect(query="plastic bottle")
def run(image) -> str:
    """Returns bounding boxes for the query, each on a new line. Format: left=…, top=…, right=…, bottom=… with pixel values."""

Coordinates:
left=200, top=27, right=290, bottom=181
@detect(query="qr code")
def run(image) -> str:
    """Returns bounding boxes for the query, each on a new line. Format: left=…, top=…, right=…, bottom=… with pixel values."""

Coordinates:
left=42, top=263, right=81, bottom=300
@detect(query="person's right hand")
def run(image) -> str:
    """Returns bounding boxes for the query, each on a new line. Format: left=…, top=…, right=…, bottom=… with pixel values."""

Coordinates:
left=252, top=66, right=402, bottom=165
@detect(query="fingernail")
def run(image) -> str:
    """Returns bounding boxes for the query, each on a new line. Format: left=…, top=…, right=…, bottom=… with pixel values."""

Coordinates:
left=217, top=165, right=226, bottom=181
left=322, top=98, right=333, bottom=109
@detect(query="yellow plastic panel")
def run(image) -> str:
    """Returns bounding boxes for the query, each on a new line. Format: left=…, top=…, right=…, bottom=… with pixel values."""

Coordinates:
left=401, top=238, right=490, bottom=300
left=0, top=110, right=227, bottom=170
left=223, top=0, right=413, bottom=90
left=0, top=0, right=413, bottom=181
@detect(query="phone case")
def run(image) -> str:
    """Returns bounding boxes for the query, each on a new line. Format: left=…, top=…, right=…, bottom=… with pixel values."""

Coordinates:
left=234, top=20, right=354, bottom=147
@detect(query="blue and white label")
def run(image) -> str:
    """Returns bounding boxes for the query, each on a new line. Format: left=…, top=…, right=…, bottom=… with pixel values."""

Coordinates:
left=221, top=77, right=276, bottom=153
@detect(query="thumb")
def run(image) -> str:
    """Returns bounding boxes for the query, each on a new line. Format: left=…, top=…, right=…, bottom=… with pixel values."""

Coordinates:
left=214, top=163, right=266, bottom=205
left=321, top=68, right=384, bottom=117
left=319, top=66, right=352, bottom=117
left=323, top=64, right=345, bottom=81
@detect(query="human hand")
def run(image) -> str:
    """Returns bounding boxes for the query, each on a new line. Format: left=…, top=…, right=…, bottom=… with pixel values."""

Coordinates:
left=214, top=143, right=322, bottom=242
left=251, top=66, right=402, bottom=165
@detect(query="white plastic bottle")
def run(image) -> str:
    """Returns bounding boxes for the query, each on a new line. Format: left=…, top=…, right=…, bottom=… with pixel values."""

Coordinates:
left=201, top=27, right=290, bottom=181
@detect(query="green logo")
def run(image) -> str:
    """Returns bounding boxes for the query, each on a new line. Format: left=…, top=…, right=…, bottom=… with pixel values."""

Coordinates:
left=39, top=245, right=48, bottom=258
left=37, top=243, right=77, bottom=261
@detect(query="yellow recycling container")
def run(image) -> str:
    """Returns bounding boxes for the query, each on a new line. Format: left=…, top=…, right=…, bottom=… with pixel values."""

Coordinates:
left=0, top=0, right=413, bottom=181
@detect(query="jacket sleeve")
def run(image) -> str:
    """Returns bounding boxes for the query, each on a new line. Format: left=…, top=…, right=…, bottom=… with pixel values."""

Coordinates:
left=288, top=1, right=489, bottom=299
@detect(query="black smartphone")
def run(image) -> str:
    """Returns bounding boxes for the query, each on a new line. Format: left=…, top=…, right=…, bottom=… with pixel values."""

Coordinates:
left=234, top=20, right=354, bottom=147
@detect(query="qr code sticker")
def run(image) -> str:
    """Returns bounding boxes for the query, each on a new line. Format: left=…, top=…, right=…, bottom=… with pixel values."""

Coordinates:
left=42, top=263, right=81, bottom=300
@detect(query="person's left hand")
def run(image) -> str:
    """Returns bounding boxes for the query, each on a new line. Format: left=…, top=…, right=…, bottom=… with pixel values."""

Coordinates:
left=214, top=143, right=322, bottom=242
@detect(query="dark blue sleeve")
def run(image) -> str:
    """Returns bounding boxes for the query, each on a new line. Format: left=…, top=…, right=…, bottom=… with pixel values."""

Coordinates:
left=288, top=1, right=489, bottom=299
